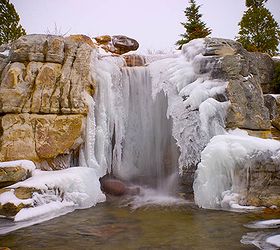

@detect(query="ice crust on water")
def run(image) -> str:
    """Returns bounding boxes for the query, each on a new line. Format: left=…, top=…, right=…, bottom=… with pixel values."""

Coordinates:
left=266, top=235, right=280, bottom=247
left=193, top=132, right=280, bottom=209
left=245, top=219, right=280, bottom=229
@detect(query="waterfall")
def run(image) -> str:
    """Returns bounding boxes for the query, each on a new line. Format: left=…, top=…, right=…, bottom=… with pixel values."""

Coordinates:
left=113, top=67, right=179, bottom=188
left=88, top=39, right=229, bottom=201
left=88, top=53, right=179, bottom=192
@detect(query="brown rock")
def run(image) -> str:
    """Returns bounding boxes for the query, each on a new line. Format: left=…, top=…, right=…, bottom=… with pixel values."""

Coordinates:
left=0, top=114, right=84, bottom=162
left=0, top=34, right=94, bottom=115
left=112, top=35, right=139, bottom=55
left=14, top=187, right=38, bottom=199
left=0, top=167, right=29, bottom=188
left=100, top=178, right=127, bottom=196
left=68, top=35, right=95, bottom=48
left=123, top=54, right=146, bottom=67
left=94, top=35, right=112, bottom=44
left=0, top=202, right=27, bottom=217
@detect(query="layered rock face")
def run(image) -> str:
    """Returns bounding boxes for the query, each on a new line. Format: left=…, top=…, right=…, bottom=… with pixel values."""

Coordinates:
left=0, top=34, right=94, bottom=168
left=237, top=150, right=280, bottom=207
left=203, top=38, right=271, bottom=130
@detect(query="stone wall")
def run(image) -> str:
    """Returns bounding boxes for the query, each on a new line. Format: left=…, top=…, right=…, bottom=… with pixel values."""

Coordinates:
left=0, top=34, right=95, bottom=169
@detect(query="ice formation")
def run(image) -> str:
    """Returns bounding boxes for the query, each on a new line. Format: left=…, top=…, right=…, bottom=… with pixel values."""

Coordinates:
left=149, top=39, right=228, bottom=173
left=0, top=167, right=106, bottom=222
left=88, top=38, right=229, bottom=191
left=193, top=131, right=280, bottom=209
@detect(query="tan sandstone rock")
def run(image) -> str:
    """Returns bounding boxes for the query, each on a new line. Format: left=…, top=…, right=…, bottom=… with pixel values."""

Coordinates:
left=0, top=34, right=94, bottom=115
left=0, top=114, right=84, bottom=162
left=0, top=167, right=29, bottom=188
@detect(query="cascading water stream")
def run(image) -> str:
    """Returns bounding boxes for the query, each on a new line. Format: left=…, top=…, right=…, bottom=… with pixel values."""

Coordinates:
left=113, top=66, right=179, bottom=191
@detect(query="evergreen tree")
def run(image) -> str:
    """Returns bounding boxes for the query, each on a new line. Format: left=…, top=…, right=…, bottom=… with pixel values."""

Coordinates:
left=176, top=0, right=211, bottom=49
left=237, top=0, right=280, bottom=56
left=0, top=0, right=26, bottom=45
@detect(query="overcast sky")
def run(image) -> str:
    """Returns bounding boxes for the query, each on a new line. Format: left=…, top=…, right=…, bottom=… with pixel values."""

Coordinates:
left=11, top=0, right=280, bottom=52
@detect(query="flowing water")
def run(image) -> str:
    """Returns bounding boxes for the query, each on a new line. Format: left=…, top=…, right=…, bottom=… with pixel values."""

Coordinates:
left=1, top=201, right=280, bottom=250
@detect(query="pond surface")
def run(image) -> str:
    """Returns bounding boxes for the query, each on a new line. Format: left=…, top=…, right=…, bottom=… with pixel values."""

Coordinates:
left=0, top=200, right=279, bottom=250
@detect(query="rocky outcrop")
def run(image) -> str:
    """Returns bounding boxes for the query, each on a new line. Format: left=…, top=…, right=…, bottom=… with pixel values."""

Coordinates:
left=237, top=150, right=280, bottom=207
left=0, top=34, right=94, bottom=114
left=0, top=114, right=84, bottom=163
left=264, top=94, right=280, bottom=131
left=203, top=38, right=271, bottom=130
left=94, top=35, right=139, bottom=55
left=0, top=34, right=94, bottom=168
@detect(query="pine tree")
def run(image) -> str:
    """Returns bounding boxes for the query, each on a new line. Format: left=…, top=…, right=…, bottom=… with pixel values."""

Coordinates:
left=176, top=0, right=211, bottom=49
left=237, top=0, right=280, bottom=56
left=0, top=0, right=26, bottom=45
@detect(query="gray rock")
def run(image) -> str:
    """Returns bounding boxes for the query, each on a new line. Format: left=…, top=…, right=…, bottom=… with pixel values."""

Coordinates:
left=202, top=38, right=271, bottom=130
left=112, top=35, right=139, bottom=54
left=236, top=150, right=280, bottom=207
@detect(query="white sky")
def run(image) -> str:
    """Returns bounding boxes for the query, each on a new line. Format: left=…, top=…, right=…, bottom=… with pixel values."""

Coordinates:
left=11, top=0, right=280, bottom=52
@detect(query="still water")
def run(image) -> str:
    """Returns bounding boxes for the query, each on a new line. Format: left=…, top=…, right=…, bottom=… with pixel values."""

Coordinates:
left=1, top=199, right=279, bottom=250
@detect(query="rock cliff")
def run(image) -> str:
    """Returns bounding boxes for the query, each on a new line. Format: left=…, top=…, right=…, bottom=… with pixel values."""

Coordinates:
left=0, top=34, right=94, bottom=169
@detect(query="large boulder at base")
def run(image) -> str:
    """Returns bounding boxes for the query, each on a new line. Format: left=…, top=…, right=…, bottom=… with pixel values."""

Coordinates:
left=236, top=150, right=280, bottom=207
left=202, top=38, right=271, bottom=130
left=100, top=178, right=127, bottom=196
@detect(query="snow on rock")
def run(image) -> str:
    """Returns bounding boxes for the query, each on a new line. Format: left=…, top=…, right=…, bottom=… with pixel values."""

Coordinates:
left=0, top=160, right=36, bottom=173
left=0, top=189, right=33, bottom=206
left=6, top=167, right=105, bottom=221
left=149, top=39, right=228, bottom=174
left=193, top=132, right=280, bottom=209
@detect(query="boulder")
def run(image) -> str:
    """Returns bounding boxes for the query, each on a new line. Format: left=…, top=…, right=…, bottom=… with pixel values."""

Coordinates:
left=0, top=166, right=29, bottom=188
left=203, top=38, right=271, bottom=130
left=0, top=114, right=84, bottom=163
left=0, top=34, right=94, bottom=114
left=112, top=35, right=139, bottom=55
left=93, top=35, right=139, bottom=55
left=100, top=178, right=127, bottom=196
left=0, top=202, right=27, bottom=217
